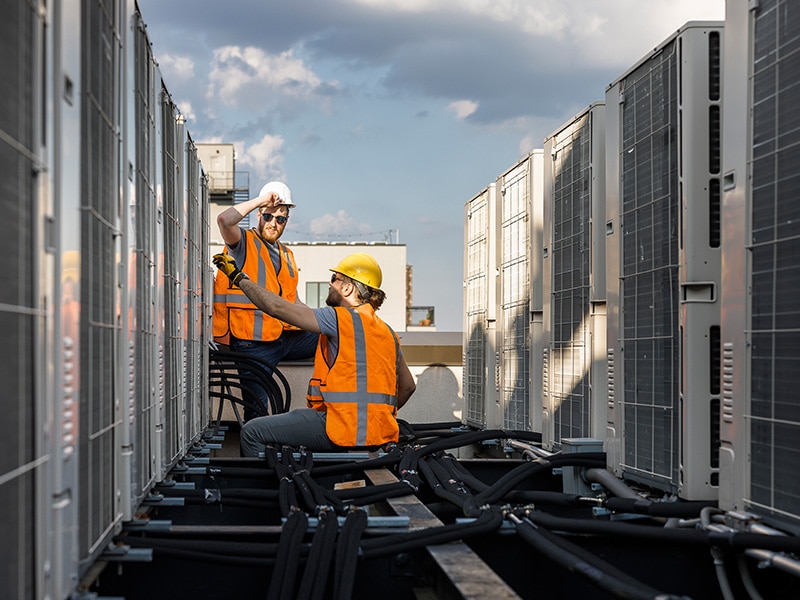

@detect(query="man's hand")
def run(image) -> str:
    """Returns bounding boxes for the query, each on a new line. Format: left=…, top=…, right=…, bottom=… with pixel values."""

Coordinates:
left=213, top=253, right=248, bottom=287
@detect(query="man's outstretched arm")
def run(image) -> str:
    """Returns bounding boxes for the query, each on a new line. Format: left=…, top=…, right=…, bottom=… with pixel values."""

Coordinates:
left=213, top=253, right=321, bottom=333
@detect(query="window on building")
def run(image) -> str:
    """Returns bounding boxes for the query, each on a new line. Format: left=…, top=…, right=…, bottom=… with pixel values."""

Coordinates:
left=306, top=281, right=328, bottom=308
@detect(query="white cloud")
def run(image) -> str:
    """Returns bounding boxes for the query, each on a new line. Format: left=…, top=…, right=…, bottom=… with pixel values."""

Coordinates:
left=446, top=99, right=478, bottom=120
left=207, top=46, right=335, bottom=109
left=307, top=210, right=373, bottom=236
left=343, top=0, right=724, bottom=68
left=176, top=100, right=195, bottom=123
left=237, top=134, right=286, bottom=183
left=157, top=53, right=195, bottom=80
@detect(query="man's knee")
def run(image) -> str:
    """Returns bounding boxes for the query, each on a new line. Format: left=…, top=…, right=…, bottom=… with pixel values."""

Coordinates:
left=240, top=419, right=264, bottom=457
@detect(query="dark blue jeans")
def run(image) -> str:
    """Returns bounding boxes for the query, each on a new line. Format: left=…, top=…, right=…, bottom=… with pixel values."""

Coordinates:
left=230, top=330, right=319, bottom=420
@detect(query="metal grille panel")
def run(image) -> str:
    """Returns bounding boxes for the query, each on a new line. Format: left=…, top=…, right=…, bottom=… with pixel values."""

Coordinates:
left=0, top=2, right=38, bottom=595
left=749, top=0, right=800, bottom=522
left=185, top=138, right=207, bottom=441
left=619, top=39, right=681, bottom=486
left=162, top=93, right=183, bottom=467
left=133, top=14, right=158, bottom=502
left=464, top=192, right=489, bottom=427
left=501, top=167, right=530, bottom=431
left=79, top=0, right=121, bottom=565
left=550, top=115, right=592, bottom=443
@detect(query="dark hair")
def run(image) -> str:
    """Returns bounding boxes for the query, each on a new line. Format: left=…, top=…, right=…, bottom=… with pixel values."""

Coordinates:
left=347, top=277, right=386, bottom=309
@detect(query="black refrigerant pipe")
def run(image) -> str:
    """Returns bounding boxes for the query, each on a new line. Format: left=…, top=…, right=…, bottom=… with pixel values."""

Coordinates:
left=526, top=511, right=800, bottom=554
left=333, top=509, right=369, bottom=600
left=509, top=513, right=687, bottom=600
left=268, top=509, right=308, bottom=600
left=114, top=535, right=284, bottom=567
left=296, top=508, right=339, bottom=600
left=358, top=508, right=504, bottom=559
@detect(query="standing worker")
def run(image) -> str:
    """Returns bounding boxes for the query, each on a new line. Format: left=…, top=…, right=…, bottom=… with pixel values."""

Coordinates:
left=213, top=181, right=318, bottom=420
left=212, top=251, right=416, bottom=455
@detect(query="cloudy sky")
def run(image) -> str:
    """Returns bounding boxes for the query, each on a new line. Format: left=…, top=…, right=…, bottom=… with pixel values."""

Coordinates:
left=136, top=0, right=725, bottom=331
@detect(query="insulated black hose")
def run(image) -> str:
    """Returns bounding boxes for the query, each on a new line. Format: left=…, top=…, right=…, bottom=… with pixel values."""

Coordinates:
left=288, top=460, right=318, bottom=513
left=418, top=454, right=473, bottom=510
left=604, top=496, right=719, bottom=519
left=458, top=454, right=604, bottom=517
left=296, top=508, right=339, bottom=600
left=115, top=534, right=283, bottom=557
left=115, top=535, right=283, bottom=567
left=309, top=445, right=404, bottom=477
left=330, top=480, right=411, bottom=501
left=359, top=508, right=504, bottom=559
left=526, top=511, right=800, bottom=553
left=155, top=487, right=280, bottom=502
left=200, top=465, right=278, bottom=479
left=511, top=515, right=684, bottom=600
left=333, top=509, right=369, bottom=600
left=425, top=455, right=588, bottom=507
left=270, top=446, right=297, bottom=516
left=268, top=510, right=308, bottom=600
left=292, top=450, right=334, bottom=510
left=436, top=454, right=489, bottom=493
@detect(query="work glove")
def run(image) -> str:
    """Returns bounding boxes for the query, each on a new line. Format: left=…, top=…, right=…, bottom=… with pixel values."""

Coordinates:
left=213, top=253, right=248, bottom=287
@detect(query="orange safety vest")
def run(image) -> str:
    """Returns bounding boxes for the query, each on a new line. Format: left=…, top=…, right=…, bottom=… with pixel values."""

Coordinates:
left=306, top=304, right=400, bottom=447
left=213, top=231, right=300, bottom=343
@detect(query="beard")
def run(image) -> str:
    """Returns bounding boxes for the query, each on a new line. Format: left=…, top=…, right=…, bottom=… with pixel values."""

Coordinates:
left=326, top=287, right=343, bottom=307
left=259, top=224, right=280, bottom=243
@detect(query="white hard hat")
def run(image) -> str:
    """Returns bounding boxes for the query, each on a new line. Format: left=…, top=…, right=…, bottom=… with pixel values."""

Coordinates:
left=259, top=181, right=295, bottom=208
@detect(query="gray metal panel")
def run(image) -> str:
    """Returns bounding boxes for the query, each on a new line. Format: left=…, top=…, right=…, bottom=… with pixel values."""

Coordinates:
left=161, top=89, right=184, bottom=469
left=463, top=187, right=492, bottom=428
left=744, top=0, right=800, bottom=528
left=498, top=159, right=532, bottom=431
left=607, top=23, right=722, bottom=500
left=719, top=0, right=752, bottom=521
left=79, top=0, right=123, bottom=570
left=184, top=131, right=206, bottom=444
left=131, top=9, right=159, bottom=507
left=0, top=3, right=43, bottom=598
left=543, top=105, right=605, bottom=449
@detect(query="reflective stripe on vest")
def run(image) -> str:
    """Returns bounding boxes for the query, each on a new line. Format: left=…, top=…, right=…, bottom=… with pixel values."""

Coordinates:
left=212, top=231, right=299, bottom=341
left=306, top=305, right=400, bottom=447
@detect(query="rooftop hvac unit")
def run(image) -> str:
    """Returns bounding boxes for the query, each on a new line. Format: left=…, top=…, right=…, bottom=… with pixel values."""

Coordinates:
left=161, top=89, right=185, bottom=474
left=463, top=184, right=499, bottom=429
left=126, top=13, right=160, bottom=521
left=2, top=3, right=53, bottom=598
left=76, top=0, right=127, bottom=573
left=542, top=103, right=607, bottom=451
left=496, top=150, right=544, bottom=433
left=605, top=22, right=723, bottom=501
left=720, top=0, right=800, bottom=533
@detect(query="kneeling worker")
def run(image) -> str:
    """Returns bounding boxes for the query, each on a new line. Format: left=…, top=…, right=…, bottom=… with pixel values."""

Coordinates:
left=213, top=251, right=416, bottom=456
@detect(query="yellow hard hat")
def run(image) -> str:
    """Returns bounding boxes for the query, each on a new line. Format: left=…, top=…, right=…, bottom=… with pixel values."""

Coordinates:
left=331, top=253, right=382, bottom=289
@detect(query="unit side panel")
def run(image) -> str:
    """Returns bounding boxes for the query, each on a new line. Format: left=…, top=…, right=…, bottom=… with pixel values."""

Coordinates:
left=1, top=3, right=46, bottom=597
left=78, top=0, right=123, bottom=570
left=129, top=11, right=160, bottom=512
left=161, top=88, right=184, bottom=470
left=499, top=159, right=532, bottom=431
left=610, top=24, right=723, bottom=500
left=545, top=113, right=594, bottom=448
left=464, top=188, right=491, bottom=428
left=744, top=0, right=800, bottom=528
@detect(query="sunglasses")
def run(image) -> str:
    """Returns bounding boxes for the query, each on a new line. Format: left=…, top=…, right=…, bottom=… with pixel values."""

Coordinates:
left=330, top=273, right=345, bottom=284
left=260, top=213, right=288, bottom=225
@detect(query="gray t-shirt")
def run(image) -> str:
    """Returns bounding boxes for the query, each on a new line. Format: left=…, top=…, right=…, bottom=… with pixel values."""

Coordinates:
left=228, top=227, right=281, bottom=274
left=313, top=306, right=339, bottom=360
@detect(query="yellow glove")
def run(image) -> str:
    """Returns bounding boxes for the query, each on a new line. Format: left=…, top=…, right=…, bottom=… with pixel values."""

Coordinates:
left=213, top=253, right=248, bottom=287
